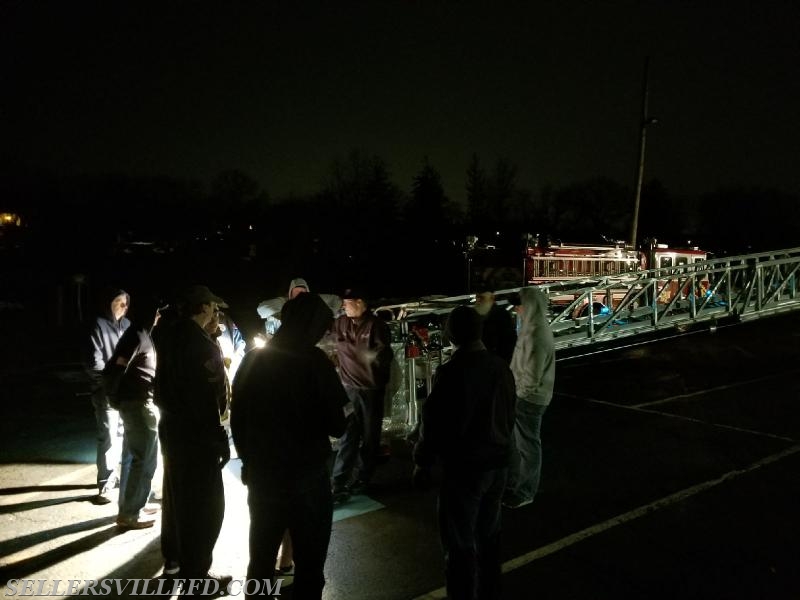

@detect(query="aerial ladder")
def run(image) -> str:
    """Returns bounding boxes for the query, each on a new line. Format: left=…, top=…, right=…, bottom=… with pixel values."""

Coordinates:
left=378, top=246, right=800, bottom=434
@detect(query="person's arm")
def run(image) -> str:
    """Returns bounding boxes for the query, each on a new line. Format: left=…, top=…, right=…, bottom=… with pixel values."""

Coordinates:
left=88, top=322, right=105, bottom=372
left=371, top=318, right=394, bottom=388
left=102, top=328, right=139, bottom=403
left=529, top=328, right=550, bottom=389
left=411, top=367, right=451, bottom=490
left=314, top=351, right=349, bottom=438
left=231, top=322, right=246, bottom=357
left=500, top=311, right=518, bottom=363
left=231, top=351, right=258, bottom=479
left=413, top=367, right=449, bottom=468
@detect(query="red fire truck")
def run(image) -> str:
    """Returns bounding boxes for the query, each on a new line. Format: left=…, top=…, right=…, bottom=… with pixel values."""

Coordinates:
left=524, top=236, right=710, bottom=315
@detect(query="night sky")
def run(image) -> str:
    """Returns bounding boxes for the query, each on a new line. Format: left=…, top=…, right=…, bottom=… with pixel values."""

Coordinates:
left=4, top=1, right=800, bottom=203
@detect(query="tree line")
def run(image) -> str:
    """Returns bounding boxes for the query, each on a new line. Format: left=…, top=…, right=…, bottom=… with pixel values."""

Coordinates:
left=3, top=152, right=799, bottom=298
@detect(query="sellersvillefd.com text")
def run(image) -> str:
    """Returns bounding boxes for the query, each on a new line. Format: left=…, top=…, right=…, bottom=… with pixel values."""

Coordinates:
left=4, top=578, right=283, bottom=597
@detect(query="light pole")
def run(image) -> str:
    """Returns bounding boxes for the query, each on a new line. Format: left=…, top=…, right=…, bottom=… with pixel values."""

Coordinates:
left=629, top=56, right=657, bottom=249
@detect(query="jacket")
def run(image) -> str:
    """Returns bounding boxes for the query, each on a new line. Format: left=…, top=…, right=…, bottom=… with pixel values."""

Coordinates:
left=153, top=316, right=227, bottom=443
left=231, top=293, right=348, bottom=477
left=510, top=287, right=556, bottom=405
left=103, top=325, right=156, bottom=405
left=332, top=311, right=393, bottom=389
left=414, top=341, right=516, bottom=472
left=87, top=289, right=131, bottom=372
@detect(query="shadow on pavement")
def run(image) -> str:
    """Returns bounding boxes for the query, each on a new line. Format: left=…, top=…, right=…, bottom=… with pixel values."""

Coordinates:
left=0, top=524, right=121, bottom=581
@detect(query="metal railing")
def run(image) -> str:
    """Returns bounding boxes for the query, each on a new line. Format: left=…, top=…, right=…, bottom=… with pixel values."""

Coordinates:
left=380, top=246, right=800, bottom=434
left=536, top=246, right=800, bottom=350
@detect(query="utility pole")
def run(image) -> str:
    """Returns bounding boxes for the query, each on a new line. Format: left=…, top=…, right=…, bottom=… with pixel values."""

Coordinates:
left=629, top=56, right=656, bottom=249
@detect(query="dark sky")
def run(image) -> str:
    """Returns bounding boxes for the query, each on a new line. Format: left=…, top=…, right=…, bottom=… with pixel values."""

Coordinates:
left=4, top=1, right=800, bottom=203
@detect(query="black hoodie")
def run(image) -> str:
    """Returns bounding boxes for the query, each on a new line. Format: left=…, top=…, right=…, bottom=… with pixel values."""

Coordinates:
left=231, top=293, right=348, bottom=477
left=87, top=288, right=131, bottom=372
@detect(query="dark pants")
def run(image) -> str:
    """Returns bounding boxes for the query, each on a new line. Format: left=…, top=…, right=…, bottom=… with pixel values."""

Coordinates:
left=438, top=466, right=507, bottom=600
left=331, top=386, right=384, bottom=488
left=247, top=466, right=333, bottom=600
left=159, top=417, right=225, bottom=579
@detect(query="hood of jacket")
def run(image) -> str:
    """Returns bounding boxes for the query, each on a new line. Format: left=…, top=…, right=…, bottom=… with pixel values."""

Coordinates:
left=517, top=286, right=548, bottom=334
left=287, top=277, right=310, bottom=296
left=273, top=293, right=332, bottom=347
left=102, top=288, right=130, bottom=322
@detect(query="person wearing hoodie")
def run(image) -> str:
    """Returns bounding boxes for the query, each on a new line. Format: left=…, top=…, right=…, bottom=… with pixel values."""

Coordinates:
left=503, top=287, right=556, bottom=509
left=86, top=288, right=131, bottom=505
left=256, top=278, right=342, bottom=340
left=232, top=293, right=348, bottom=598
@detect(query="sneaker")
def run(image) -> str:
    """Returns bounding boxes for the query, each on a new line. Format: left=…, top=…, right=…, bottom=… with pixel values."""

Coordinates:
left=162, top=560, right=180, bottom=576
left=91, top=491, right=113, bottom=505
left=349, top=479, right=369, bottom=495
left=205, top=573, right=233, bottom=589
left=141, top=503, right=161, bottom=515
left=179, top=573, right=231, bottom=597
left=332, top=485, right=351, bottom=505
left=116, top=515, right=156, bottom=530
left=502, top=496, right=533, bottom=509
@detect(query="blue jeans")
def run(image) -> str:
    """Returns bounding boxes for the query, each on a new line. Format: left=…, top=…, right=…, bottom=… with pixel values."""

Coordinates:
left=505, top=400, right=548, bottom=502
left=439, top=466, right=506, bottom=600
left=91, top=389, right=122, bottom=493
left=118, top=399, right=159, bottom=519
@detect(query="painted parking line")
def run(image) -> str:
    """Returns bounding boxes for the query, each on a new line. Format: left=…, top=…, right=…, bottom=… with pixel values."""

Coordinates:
left=630, top=370, right=798, bottom=409
left=412, top=443, right=800, bottom=600
left=555, top=391, right=798, bottom=443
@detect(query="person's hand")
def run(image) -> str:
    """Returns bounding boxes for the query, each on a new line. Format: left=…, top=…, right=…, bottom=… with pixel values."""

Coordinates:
left=214, top=431, right=231, bottom=469
left=412, top=465, right=433, bottom=491
left=218, top=443, right=231, bottom=469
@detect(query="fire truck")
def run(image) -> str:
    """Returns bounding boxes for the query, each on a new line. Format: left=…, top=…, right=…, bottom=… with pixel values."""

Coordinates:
left=524, top=236, right=710, bottom=316
left=376, top=243, right=800, bottom=435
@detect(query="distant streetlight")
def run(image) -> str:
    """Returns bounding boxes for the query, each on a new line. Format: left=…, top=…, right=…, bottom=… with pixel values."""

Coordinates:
left=629, top=56, right=658, bottom=249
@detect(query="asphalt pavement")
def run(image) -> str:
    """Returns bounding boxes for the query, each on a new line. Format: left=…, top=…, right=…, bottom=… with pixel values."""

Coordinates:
left=1, top=311, right=799, bottom=599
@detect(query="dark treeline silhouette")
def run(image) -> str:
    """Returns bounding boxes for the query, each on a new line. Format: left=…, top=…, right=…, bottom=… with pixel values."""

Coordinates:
left=2, top=152, right=799, bottom=334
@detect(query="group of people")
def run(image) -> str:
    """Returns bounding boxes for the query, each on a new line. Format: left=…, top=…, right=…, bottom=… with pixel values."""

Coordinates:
left=85, top=278, right=555, bottom=599
left=413, top=286, right=555, bottom=600
left=86, top=285, right=243, bottom=585
left=85, top=278, right=395, bottom=597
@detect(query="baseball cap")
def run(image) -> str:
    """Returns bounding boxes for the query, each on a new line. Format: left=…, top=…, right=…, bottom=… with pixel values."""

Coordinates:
left=180, top=284, right=228, bottom=308
left=341, top=287, right=367, bottom=301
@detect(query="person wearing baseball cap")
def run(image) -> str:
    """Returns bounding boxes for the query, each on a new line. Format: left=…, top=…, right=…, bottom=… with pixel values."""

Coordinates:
left=153, top=283, right=231, bottom=585
left=330, top=286, right=394, bottom=502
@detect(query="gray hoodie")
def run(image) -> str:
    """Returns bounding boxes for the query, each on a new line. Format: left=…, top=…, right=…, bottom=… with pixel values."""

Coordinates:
left=510, top=287, right=555, bottom=405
